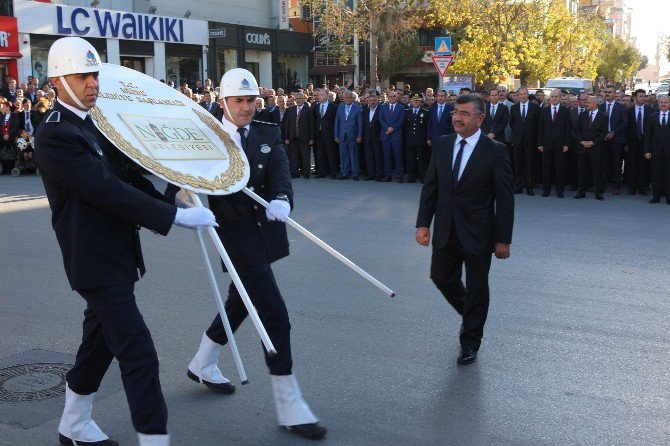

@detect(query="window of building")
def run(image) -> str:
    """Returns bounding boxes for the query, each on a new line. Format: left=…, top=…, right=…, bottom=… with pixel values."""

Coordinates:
left=0, top=0, right=12, bottom=16
left=215, top=48, right=238, bottom=83
left=165, top=44, right=202, bottom=89
left=30, top=35, right=107, bottom=89
left=277, top=53, right=308, bottom=92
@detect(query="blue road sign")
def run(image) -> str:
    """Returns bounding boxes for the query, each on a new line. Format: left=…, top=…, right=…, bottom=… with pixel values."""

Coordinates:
left=435, top=37, right=452, bottom=56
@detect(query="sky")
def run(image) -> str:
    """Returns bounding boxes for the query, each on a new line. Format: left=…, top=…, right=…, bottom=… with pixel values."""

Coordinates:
left=629, top=0, right=670, bottom=76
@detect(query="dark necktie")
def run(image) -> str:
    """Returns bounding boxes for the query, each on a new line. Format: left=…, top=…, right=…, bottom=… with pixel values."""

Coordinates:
left=438, top=105, right=443, bottom=121
left=607, top=103, right=612, bottom=131
left=552, top=107, right=557, bottom=123
left=453, top=139, right=467, bottom=188
left=637, top=108, right=642, bottom=136
left=521, top=103, right=526, bottom=120
left=589, top=112, right=594, bottom=127
left=663, top=113, right=667, bottom=127
left=390, top=104, right=394, bottom=113
left=414, top=108, right=418, bottom=116
left=85, top=114, right=94, bottom=127
left=237, top=127, right=248, bottom=152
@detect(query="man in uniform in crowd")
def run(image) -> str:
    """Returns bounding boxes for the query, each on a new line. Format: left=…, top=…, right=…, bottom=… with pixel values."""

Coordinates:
left=575, top=95, right=608, bottom=200
left=625, top=89, right=652, bottom=195
left=415, top=94, right=514, bottom=365
left=537, top=89, right=571, bottom=197
left=35, top=36, right=218, bottom=446
left=166, top=68, right=327, bottom=440
left=644, top=95, right=670, bottom=204
left=509, top=87, right=540, bottom=195
left=404, top=93, right=429, bottom=183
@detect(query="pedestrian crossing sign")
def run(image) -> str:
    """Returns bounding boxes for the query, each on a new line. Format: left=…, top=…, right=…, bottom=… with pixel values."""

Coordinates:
left=435, top=37, right=452, bottom=56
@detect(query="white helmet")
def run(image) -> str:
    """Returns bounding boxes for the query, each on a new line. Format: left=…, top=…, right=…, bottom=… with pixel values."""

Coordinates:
left=220, top=68, right=259, bottom=98
left=48, top=36, right=102, bottom=78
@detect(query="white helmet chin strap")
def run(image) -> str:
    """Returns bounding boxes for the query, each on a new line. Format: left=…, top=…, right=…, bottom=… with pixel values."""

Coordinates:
left=221, top=98, right=240, bottom=127
left=59, top=76, right=88, bottom=111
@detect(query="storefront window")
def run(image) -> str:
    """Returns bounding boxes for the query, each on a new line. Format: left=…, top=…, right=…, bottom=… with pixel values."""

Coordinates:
left=30, top=35, right=107, bottom=89
left=215, top=48, right=237, bottom=83
left=165, top=43, right=202, bottom=89
left=277, top=54, right=308, bottom=92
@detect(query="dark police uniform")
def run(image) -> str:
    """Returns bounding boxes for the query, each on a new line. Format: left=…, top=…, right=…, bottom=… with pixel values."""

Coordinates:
left=404, top=106, right=429, bottom=182
left=35, top=100, right=177, bottom=435
left=166, top=118, right=295, bottom=375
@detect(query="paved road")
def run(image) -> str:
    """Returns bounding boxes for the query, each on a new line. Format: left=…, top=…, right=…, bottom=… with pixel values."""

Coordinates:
left=1, top=174, right=669, bottom=446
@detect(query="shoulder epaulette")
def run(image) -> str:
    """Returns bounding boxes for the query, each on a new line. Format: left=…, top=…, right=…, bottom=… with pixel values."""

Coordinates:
left=252, top=119, right=277, bottom=126
left=45, top=111, right=61, bottom=124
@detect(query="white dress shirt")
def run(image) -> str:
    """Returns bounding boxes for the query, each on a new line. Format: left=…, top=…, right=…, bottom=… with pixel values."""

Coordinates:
left=453, top=129, right=481, bottom=181
left=57, top=98, right=89, bottom=121
left=220, top=116, right=249, bottom=151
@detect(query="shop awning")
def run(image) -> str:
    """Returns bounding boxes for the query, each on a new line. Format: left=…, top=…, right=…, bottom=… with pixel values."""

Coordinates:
left=0, top=52, right=23, bottom=59
left=309, top=65, right=356, bottom=76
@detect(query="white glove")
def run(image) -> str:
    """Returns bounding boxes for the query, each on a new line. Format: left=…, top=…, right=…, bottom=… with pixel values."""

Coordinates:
left=265, top=199, right=290, bottom=222
left=174, top=207, right=218, bottom=229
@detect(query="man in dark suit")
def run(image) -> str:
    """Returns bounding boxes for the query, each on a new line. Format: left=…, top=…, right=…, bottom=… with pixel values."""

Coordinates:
left=644, top=95, right=670, bottom=204
left=34, top=37, right=218, bottom=446
left=379, top=90, right=405, bottom=182
left=17, top=98, right=37, bottom=135
left=537, top=89, right=571, bottom=197
left=599, top=85, right=628, bottom=194
left=271, top=95, right=288, bottom=129
left=254, top=97, right=274, bottom=122
left=313, top=89, right=338, bottom=178
left=25, top=84, right=38, bottom=104
left=404, top=93, right=429, bottom=183
left=568, top=93, right=588, bottom=191
left=482, top=88, right=509, bottom=144
left=282, top=92, right=314, bottom=178
left=415, top=94, right=514, bottom=365
left=2, top=78, right=18, bottom=102
left=193, top=79, right=204, bottom=95
left=509, top=87, right=540, bottom=195
left=199, top=91, right=223, bottom=121
left=363, top=92, right=383, bottom=180
left=574, top=95, right=608, bottom=200
left=625, top=89, right=653, bottom=195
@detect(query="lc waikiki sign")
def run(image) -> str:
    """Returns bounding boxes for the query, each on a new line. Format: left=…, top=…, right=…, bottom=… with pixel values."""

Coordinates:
left=15, top=2, right=208, bottom=45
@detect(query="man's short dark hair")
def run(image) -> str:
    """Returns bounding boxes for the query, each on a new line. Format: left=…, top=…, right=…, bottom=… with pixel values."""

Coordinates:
left=456, top=93, right=485, bottom=115
left=435, top=89, right=447, bottom=95
left=536, top=89, right=544, bottom=94
left=633, top=89, right=646, bottom=98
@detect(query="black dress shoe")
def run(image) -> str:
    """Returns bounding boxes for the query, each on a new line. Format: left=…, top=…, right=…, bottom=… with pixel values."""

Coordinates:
left=381, top=176, right=391, bottom=182
left=457, top=349, right=477, bottom=365
left=395, top=177, right=403, bottom=183
left=363, top=176, right=375, bottom=181
left=291, top=174, right=300, bottom=179
left=527, top=189, right=534, bottom=196
left=514, top=188, right=523, bottom=194
left=286, top=423, right=327, bottom=439
left=639, top=190, right=648, bottom=196
left=59, top=434, right=119, bottom=446
left=573, top=193, right=585, bottom=199
left=315, top=174, right=325, bottom=178
left=187, top=369, right=235, bottom=394
left=352, top=176, right=359, bottom=181
left=407, top=177, right=416, bottom=183
left=303, top=175, right=310, bottom=179
left=541, top=192, right=550, bottom=197
left=649, top=197, right=660, bottom=204
left=666, top=197, right=670, bottom=205
left=557, top=192, right=564, bottom=198
left=337, top=175, right=349, bottom=180
left=595, top=193, right=604, bottom=201
left=628, top=189, right=636, bottom=195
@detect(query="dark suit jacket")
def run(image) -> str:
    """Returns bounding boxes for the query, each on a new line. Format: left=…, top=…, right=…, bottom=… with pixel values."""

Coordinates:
left=416, top=132, right=514, bottom=255
left=509, top=101, right=540, bottom=148
left=363, top=105, right=381, bottom=144
left=199, top=101, right=223, bottom=121
left=576, top=110, right=608, bottom=153
left=626, top=105, right=654, bottom=146
left=283, top=103, right=314, bottom=142
left=404, top=107, right=429, bottom=146
left=379, top=103, right=405, bottom=143
left=482, top=103, right=509, bottom=144
left=2, top=113, right=20, bottom=149
left=34, top=101, right=176, bottom=290
left=427, top=103, right=454, bottom=142
left=644, top=112, right=670, bottom=156
left=165, top=120, right=293, bottom=269
left=598, top=101, right=628, bottom=144
left=569, top=107, right=587, bottom=143
left=271, top=108, right=288, bottom=139
left=254, top=108, right=274, bottom=122
left=314, top=101, right=337, bottom=139
left=538, top=105, right=571, bottom=149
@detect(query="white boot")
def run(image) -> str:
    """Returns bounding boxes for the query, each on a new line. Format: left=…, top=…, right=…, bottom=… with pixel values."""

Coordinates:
left=138, top=433, right=170, bottom=445
left=270, top=374, right=319, bottom=426
left=188, top=332, right=231, bottom=384
left=58, top=383, right=110, bottom=443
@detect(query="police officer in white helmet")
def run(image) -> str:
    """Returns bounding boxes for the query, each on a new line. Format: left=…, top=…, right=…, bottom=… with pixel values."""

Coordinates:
left=35, top=36, right=217, bottom=446
left=165, top=68, right=327, bottom=440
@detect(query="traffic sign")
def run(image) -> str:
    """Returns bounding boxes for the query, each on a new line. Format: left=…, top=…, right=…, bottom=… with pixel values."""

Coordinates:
left=431, top=55, right=454, bottom=77
left=434, top=37, right=452, bottom=55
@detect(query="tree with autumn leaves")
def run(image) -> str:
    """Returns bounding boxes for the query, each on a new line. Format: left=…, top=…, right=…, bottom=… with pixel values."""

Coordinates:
left=305, top=0, right=642, bottom=90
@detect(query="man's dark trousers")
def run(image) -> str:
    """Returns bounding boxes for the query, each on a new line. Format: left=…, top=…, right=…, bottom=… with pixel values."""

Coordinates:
left=206, top=263, right=292, bottom=375
left=67, top=283, right=168, bottom=434
left=430, top=223, right=492, bottom=351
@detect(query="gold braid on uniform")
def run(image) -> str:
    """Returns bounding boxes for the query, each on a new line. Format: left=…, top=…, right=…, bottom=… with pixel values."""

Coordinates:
left=90, top=107, right=246, bottom=192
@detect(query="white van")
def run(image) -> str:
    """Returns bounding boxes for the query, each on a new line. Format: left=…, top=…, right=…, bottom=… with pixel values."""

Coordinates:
left=542, top=77, right=593, bottom=95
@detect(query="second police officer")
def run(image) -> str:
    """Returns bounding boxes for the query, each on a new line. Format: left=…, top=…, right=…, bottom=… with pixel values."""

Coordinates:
left=166, top=68, right=327, bottom=440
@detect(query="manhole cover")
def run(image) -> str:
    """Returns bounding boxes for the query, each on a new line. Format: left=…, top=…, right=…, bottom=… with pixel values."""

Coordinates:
left=0, top=363, right=70, bottom=402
